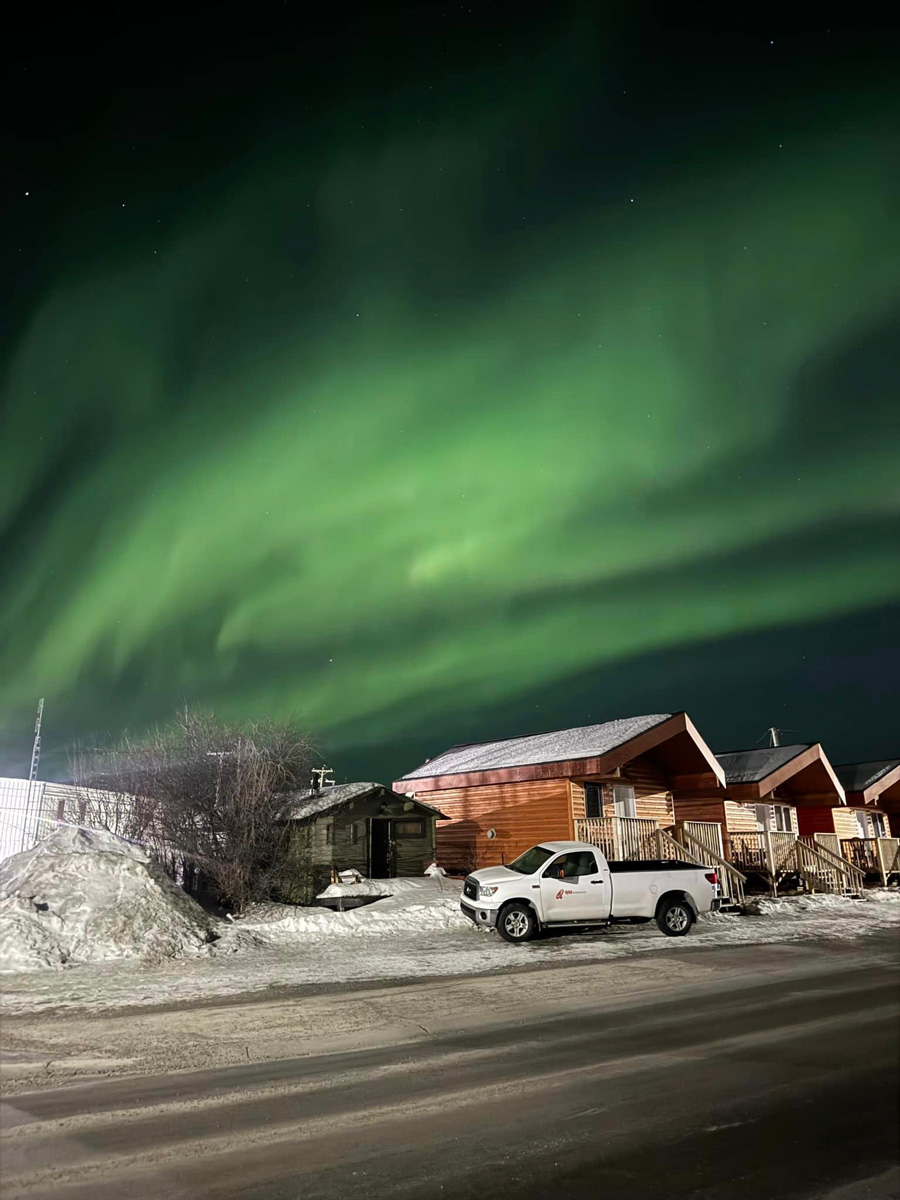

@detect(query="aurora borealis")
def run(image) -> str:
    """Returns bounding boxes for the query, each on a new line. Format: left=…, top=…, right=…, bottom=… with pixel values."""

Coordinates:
left=2, top=7, right=898, bottom=779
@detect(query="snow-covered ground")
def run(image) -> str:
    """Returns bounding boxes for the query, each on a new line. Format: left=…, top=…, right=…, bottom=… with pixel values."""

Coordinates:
left=1, top=879, right=897, bottom=1015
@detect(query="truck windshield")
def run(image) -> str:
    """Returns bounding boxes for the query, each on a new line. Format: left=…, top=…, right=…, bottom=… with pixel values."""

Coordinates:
left=507, top=845, right=555, bottom=875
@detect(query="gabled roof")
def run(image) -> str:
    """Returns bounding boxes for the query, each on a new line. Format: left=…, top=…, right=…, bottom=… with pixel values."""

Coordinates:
left=714, top=743, right=844, bottom=805
left=834, top=760, right=900, bottom=794
left=834, top=759, right=900, bottom=806
left=394, top=712, right=725, bottom=794
left=286, top=782, right=446, bottom=822
left=716, top=744, right=812, bottom=785
left=399, top=714, right=673, bottom=780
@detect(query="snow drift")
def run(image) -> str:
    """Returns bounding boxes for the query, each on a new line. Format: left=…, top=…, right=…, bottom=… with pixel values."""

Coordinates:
left=0, top=826, right=217, bottom=972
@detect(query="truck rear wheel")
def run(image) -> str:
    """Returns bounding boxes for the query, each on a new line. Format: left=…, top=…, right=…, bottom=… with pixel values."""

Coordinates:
left=497, top=902, right=537, bottom=944
left=657, top=898, right=694, bottom=937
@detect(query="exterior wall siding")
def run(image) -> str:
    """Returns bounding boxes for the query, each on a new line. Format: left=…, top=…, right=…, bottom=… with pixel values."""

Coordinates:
left=432, top=778, right=572, bottom=873
left=724, top=801, right=761, bottom=833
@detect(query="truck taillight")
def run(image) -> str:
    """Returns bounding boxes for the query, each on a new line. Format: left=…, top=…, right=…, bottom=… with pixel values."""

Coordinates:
left=705, top=872, right=718, bottom=885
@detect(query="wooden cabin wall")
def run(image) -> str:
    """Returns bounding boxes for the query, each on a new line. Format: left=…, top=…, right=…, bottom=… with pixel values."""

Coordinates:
left=433, top=778, right=572, bottom=872
left=392, top=822, right=435, bottom=876
left=621, top=755, right=674, bottom=825
left=796, top=806, right=841, bottom=837
left=723, top=801, right=760, bottom=833
left=571, top=756, right=674, bottom=826
left=671, top=796, right=727, bottom=827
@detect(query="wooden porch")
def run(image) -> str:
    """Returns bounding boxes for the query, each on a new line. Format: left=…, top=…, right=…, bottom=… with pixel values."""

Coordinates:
left=727, top=830, right=865, bottom=896
left=839, top=837, right=900, bottom=887
left=574, top=816, right=747, bottom=907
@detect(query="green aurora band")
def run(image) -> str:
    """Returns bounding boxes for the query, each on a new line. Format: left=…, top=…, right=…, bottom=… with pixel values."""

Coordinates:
left=2, top=34, right=898, bottom=770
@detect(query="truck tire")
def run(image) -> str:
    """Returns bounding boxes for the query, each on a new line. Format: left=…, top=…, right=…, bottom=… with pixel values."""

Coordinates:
left=497, top=902, right=537, bottom=944
left=656, top=897, right=694, bottom=937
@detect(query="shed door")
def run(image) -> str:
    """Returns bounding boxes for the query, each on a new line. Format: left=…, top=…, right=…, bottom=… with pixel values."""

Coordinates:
left=370, top=819, right=395, bottom=878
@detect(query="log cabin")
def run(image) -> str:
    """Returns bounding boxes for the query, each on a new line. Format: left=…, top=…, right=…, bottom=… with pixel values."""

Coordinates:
left=392, top=712, right=725, bottom=874
left=279, top=782, right=446, bottom=903
left=673, top=743, right=849, bottom=892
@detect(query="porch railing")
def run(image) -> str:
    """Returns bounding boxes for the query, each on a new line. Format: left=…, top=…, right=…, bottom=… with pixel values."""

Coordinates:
left=673, top=824, right=747, bottom=908
left=729, top=831, right=798, bottom=883
left=573, top=816, right=748, bottom=905
left=683, top=820, right=726, bottom=861
left=841, top=837, right=900, bottom=886
left=574, top=816, right=658, bottom=861
left=812, top=832, right=841, bottom=859
left=801, top=840, right=868, bottom=897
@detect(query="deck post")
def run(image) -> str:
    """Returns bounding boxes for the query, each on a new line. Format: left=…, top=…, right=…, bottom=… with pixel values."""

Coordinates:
left=876, top=839, right=888, bottom=888
left=763, top=830, right=776, bottom=895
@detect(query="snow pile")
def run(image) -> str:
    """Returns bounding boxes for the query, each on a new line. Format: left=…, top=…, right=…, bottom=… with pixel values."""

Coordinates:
left=216, top=877, right=465, bottom=953
left=0, top=826, right=217, bottom=972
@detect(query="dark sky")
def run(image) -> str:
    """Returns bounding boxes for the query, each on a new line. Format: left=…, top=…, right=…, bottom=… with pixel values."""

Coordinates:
left=2, top=3, right=898, bottom=781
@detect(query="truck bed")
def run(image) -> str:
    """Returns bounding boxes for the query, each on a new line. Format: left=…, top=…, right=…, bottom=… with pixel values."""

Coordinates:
left=607, top=859, right=707, bottom=873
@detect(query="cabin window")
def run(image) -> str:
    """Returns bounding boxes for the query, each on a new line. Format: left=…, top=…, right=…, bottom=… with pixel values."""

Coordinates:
left=755, top=804, right=792, bottom=832
left=855, top=811, right=870, bottom=838
left=613, top=784, right=636, bottom=819
left=350, top=822, right=360, bottom=845
left=772, top=805, right=792, bottom=832
left=871, top=813, right=886, bottom=837
left=393, top=819, right=425, bottom=838
left=325, top=823, right=334, bottom=846
left=583, top=784, right=603, bottom=819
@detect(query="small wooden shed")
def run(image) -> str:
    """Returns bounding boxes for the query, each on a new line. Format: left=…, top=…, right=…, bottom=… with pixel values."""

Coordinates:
left=279, top=782, right=447, bottom=904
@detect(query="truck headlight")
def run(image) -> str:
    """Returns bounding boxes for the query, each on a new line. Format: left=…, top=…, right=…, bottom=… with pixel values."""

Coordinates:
left=478, top=885, right=499, bottom=898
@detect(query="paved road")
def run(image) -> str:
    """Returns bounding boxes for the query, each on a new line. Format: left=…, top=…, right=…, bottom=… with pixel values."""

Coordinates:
left=2, top=951, right=898, bottom=1199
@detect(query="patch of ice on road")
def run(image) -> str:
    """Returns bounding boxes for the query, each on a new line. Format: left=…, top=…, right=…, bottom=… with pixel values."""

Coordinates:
left=0, top=826, right=216, bottom=972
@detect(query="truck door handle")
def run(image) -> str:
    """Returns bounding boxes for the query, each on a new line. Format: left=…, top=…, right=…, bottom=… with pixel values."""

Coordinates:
left=590, top=880, right=604, bottom=884
left=532, top=884, right=540, bottom=889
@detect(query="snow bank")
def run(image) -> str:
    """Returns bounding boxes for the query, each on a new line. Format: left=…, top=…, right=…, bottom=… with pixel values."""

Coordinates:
left=216, top=877, right=465, bottom=952
left=0, top=826, right=217, bottom=972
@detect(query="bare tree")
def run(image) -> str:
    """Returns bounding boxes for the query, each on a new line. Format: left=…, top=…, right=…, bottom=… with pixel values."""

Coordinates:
left=72, top=709, right=314, bottom=912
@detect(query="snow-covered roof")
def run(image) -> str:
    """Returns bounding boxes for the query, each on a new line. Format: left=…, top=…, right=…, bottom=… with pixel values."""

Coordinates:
left=715, top=744, right=811, bottom=785
left=286, top=782, right=446, bottom=822
left=398, top=714, right=673, bottom=780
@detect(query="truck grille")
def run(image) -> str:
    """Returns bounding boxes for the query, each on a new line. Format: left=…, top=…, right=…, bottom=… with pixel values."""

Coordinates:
left=463, top=877, right=478, bottom=901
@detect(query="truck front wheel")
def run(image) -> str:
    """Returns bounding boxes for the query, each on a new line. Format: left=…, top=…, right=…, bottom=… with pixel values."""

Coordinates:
left=657, top=898, right=694, bottom=937
left=497, top=902, right=537, bottom=944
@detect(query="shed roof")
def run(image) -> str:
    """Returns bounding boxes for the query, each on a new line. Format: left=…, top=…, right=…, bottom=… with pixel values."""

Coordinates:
left=398, top=714, right=673, bottom=781
left=286, top=782, right=446, bottom=822
left=716, top=744, right=811, bottom=785
left=834, top=760, right=900, bottom=794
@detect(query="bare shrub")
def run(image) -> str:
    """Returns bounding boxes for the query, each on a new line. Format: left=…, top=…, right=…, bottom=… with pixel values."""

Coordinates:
left=72, top=709, right=313, bottom=912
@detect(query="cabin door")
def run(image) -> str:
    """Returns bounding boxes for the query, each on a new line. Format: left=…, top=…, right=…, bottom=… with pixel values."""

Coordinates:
left=370, top=819, right=395, bottom=878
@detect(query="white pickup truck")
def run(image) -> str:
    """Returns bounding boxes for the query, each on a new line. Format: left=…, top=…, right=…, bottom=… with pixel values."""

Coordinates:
left=460, top=840, right=720, bottom=943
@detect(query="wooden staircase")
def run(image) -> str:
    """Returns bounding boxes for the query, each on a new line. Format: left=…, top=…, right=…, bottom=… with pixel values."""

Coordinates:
left=728, top=831, right=864, bottom=897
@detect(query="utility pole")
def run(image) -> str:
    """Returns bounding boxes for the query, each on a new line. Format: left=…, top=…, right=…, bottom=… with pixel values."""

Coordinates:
left=767, top=726, right=780, bottom=748
left=310, top=765, right=335, bottom=791
left=28, top=698, right=44, bottom=781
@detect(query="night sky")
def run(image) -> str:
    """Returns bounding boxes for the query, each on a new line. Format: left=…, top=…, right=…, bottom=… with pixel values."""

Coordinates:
left=2, top=4, right=898, bottom=781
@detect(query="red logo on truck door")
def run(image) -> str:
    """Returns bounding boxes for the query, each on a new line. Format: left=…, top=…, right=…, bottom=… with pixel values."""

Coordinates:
left=555, top=888, right=573, bottom=899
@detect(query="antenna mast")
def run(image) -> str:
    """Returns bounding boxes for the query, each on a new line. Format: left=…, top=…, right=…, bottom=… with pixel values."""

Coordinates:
left=29, top=698, right=44, bottom=781
left=767, top=726, right=780, bottom=748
